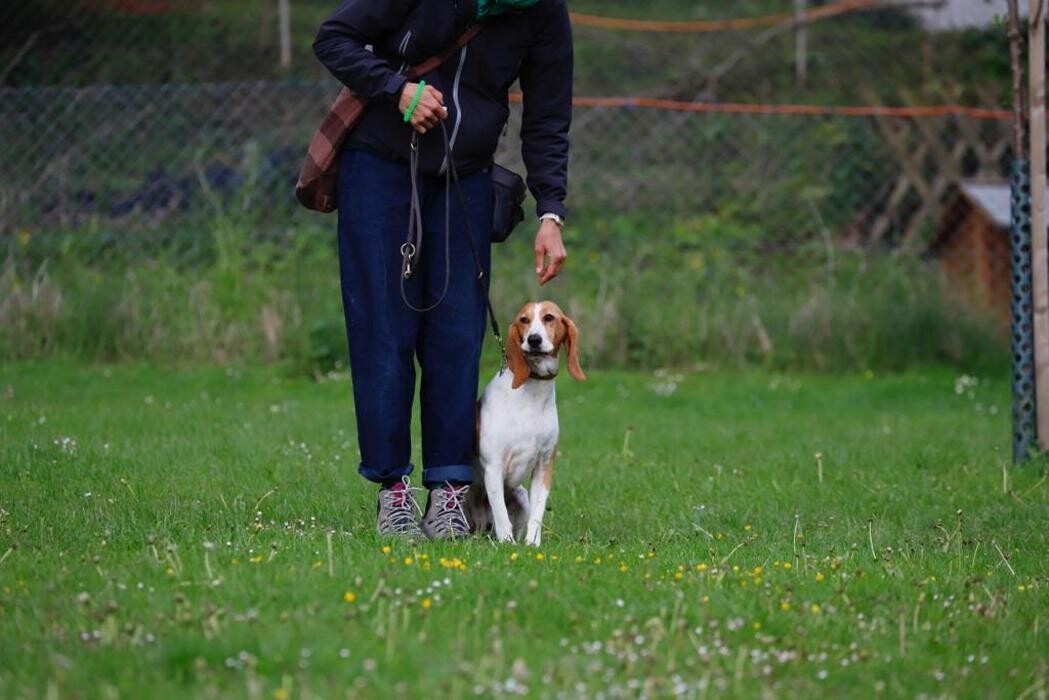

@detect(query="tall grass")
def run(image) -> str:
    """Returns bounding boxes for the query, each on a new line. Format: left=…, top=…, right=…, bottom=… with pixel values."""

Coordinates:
left=0, top=212, right=1006, bottom=374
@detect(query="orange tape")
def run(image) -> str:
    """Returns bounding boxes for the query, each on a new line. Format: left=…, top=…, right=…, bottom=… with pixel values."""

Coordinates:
left=508, top=93, right=1011, bottom=121
left=569, top=0, right=880, bottom=33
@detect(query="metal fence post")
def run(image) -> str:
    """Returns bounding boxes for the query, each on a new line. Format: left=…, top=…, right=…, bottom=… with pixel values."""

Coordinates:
left=1011, top=158, right=1037, bottom=463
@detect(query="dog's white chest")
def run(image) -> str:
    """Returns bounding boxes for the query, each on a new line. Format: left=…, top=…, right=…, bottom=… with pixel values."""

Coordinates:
left=478, top=369, right=559, bottom=489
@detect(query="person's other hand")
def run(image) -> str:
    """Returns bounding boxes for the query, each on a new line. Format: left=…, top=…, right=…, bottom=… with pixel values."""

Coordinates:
left=534, top=219, right=567, bottom=285
left=399, top=82, right=448, bottom=134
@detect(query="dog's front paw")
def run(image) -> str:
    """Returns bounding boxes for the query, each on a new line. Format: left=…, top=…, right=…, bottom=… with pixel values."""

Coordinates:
left=493, top=527, right=515, bottom=544
left=524, top=528, right=541, bottom=547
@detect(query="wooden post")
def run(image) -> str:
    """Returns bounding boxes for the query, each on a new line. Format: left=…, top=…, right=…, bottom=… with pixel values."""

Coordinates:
left=278, top=0, right=292, bottom=70
left=794, top=0, right=808, bottom=88
left=1030, top=0, right=1049, bottom=448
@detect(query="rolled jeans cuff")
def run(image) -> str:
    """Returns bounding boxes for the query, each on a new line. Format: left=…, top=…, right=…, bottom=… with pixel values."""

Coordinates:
left=358, top=462, right=413, bottom=486
left=422, top=464, right=474, bottom=488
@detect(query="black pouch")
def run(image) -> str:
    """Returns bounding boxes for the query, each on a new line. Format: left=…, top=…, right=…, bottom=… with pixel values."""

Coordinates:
left=491, top=163, right=526, bottom=243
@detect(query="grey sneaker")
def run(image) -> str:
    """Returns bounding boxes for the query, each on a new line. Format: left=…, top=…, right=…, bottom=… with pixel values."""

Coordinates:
left=421, top=483, right=471, bottom=539
left=376, top=476, right=424, bottom=539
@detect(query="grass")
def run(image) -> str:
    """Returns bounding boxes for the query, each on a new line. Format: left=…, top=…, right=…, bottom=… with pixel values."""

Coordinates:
left=1, top=360, right=1046, bottom=697
left=0, top=216, right=1009, bottom=373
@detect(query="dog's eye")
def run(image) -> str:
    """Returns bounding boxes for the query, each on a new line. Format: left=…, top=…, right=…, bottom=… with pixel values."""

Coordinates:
left=543, top=314, right=556, bottom=323
left=519, top=317, right=529, bottom=324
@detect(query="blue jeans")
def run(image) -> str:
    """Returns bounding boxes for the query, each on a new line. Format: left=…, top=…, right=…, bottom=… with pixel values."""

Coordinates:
left=337, top=148, right=493, bottom=488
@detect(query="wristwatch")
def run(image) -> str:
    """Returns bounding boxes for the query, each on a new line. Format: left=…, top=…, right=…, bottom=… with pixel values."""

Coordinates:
left=539, top=213, right=565, bottom=228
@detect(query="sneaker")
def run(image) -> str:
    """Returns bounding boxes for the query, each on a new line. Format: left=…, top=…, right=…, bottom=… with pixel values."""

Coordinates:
left=421, top=483, right=471, bottom=539
left=376, top=476, right=424, bottom=539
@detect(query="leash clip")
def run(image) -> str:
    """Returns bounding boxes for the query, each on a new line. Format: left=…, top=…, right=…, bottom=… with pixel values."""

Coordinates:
left=401, top=242, right=417, bottom=279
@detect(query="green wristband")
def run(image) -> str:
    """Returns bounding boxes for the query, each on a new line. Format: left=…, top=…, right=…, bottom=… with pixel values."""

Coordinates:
left=403, top=80, right=426, bottom=123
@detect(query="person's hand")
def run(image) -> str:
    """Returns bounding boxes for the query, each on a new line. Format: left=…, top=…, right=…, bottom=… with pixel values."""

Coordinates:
left=534, top=219, right=567, bottom=285
left=399, top=82, right=448, bottom=134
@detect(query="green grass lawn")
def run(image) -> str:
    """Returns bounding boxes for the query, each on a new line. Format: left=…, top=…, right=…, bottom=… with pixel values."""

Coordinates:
left=0, top=362, right=1046, bottom=698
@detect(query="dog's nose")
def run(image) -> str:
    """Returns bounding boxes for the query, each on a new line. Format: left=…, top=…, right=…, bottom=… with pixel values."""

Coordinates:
left=527, top=334, right=543, bottom=348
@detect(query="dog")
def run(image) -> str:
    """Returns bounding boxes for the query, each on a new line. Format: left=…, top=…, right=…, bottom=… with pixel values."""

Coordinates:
left=466, top=301, right=586, bottom=545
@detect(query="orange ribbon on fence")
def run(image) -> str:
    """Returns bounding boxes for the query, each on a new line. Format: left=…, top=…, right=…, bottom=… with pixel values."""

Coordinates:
left=569, top=0, right=880, bottom=33
left=508, top=93, right=1011, bottom=121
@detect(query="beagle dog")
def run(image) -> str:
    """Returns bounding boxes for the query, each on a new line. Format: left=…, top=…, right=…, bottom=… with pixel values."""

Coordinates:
left=467, top=301, right=586, bottom=545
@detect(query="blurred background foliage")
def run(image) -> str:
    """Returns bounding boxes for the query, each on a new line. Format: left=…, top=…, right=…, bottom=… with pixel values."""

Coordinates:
left=0, top=1, right=1015, bottom=374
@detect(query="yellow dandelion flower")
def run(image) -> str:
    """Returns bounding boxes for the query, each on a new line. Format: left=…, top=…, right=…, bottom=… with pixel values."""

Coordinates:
left=575, top=555, right=584, bottom=563
left=701, top=595, right=710, bottom=604
left=752, top=621, right=762, bottom=630
left=754, top=577, right=763, bottom=586
left=744, top=524, right=752, bottom=532
left=696, top=563, right=709, bottom=572
left=783, top=562, right=793, bottom=571
left=510, top=552, right=519, bottom=561
left=421, top=597, right=432, bottom=609
left=404, top=557, right=414, bottom=566
left=274, top=688, right=289, bottom=700
left=551, top=555, right=559, bottom=561
left=536, top=553, right=545, bottom=561
left=780, top=601, right=792, bottom=612
left=594, top=557, right=602, bottom=565
left=732, top=565, right=740, bottom=573
left=619, top=564, right=629, bottom=573
left=381, top=545, right=391, bottom=554
left=312, top=560, right=322, bottom=570
left=647, top=551, right=656, bottom=559
left=810, top=604, right=821, bottom=614
left=343, top=591, right=357, bottom=603
left=165, top=567, right=175, bottom=575
left=249, top=555, right=263, bottom=564
left=815, top=572, right=825, bottom=582
left=674, top=571, right=684, bottom=581
left=1018, top=584, right=1027, bottom=592
left=752, top=566, right=763, bottom=575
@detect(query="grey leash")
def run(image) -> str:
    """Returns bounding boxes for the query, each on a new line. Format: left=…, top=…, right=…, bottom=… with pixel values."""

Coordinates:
left=400, top=122, right=507, bottom=364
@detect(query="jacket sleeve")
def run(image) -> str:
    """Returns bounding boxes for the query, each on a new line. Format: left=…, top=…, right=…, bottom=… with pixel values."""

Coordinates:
left=313, top=0, right=417, bottom=104
left=518, top=1, right=573, bottom=220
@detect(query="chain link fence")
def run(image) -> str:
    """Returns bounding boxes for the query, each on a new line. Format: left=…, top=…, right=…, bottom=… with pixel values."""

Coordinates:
left=0, top=2, right=1017, bottom=366
left=0, top=81, right=1011, bottom=241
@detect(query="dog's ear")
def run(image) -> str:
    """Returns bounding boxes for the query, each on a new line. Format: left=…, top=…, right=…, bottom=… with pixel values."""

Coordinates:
left=562, top=316, right=586, bottom=382
left=506, top=322, right=530, bottom=389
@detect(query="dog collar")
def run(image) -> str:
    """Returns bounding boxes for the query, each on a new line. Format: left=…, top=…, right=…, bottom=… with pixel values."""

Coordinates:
left=529, top=371, right=558, bottom=381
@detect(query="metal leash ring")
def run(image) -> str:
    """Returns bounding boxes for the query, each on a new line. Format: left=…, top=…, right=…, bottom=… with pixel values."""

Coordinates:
left=400, top=242, right=417, bottom=278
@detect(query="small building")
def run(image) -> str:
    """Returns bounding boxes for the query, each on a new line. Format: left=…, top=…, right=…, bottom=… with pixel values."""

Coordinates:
left=925, top=181, right=1015, bottom=328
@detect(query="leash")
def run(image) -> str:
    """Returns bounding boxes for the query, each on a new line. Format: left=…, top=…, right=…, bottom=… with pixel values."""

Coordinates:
left=400, top=122, right=507, bottom=365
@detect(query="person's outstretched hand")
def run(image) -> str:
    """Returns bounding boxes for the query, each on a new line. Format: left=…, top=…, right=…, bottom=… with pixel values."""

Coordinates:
left=399, top=82, right=448, bottom=134
left=534, top=219, right=566, bottom=286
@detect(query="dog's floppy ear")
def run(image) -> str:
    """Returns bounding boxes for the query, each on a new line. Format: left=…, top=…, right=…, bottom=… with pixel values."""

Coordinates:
left=562, top=316, right=586, bottom=382
left=506, top=322, right=530, bottom=389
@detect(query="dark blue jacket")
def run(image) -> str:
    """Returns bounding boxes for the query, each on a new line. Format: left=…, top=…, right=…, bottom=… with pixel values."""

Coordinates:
left=313, top=0, right=573, bottom=219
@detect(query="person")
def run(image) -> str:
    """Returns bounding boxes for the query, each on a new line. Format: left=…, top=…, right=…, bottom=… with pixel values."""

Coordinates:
left=313, top=0, right=573, bottom=538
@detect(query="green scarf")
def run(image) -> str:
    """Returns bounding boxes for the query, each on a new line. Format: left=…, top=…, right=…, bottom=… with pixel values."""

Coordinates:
left=477, top=0, right=540, bottom=19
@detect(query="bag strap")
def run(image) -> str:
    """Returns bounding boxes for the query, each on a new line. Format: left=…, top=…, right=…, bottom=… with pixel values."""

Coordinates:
left=406, top=24, right=481, bottom=80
